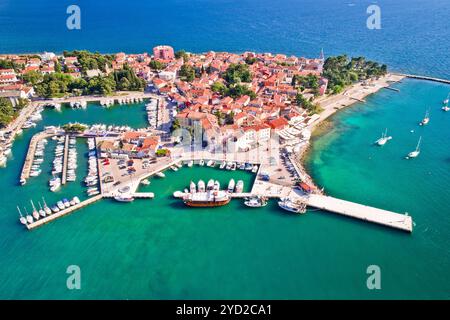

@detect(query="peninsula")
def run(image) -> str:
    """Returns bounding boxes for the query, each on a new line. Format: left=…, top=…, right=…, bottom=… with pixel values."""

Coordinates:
left=0, top=46, right=412, bottom=232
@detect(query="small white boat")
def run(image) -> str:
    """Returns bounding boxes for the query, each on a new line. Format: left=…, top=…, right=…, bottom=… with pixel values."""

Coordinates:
left=207, top=179, right=215, bottom=190
left=219, top=162, right=226, bottom=169
left=188, top=160, right=194, bottom=167
left=278, top=197, right=307, bottom=214
left=173, top=191, right=184, bottom=198
left=156, top=172, right=165, bottom=178
left=235, top=180, right=244, bottom=193
left=190, top=181, right=196, bottom=193
left=207, top=160, right=213, bottom=167
left=214, top=180, right=220, bottom=191
left=114, top=194, right=134, bottom=202
left=231, top=162, right=237, bottom=171
left=199, top=159, right=205, bottom=166
left=18, top=206, right=27, bottom=225
left=198, top=180, right=206, bottom=192
left=419, top=110, right=430, bottom=126
left=228, top=179, right=235, bottom=193
left=140, top=179, right=151, bottom=186
left=244, top=196, right=268, bottom=208
left=171, top=166, right=178, bottom=171
left=406, top=136, right=422, bottom=159
left=375, top=128, right=392, bottom=146
left=57, top=201, right=65, bottom=210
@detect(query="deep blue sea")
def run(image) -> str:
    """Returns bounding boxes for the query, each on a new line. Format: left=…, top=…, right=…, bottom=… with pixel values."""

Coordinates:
left=0, top=0, right=449, bottom=79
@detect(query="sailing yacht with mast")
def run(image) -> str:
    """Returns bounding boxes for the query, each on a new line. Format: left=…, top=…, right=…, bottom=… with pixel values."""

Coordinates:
left=442, top=93, right=450, bottom=111
left=406, top=136, right=422, bottom=159
left=375, top=128, right=392, bottom=146
left=419, top=110, right=430, bottom=126
left=18, top=206, right=27, bottom=225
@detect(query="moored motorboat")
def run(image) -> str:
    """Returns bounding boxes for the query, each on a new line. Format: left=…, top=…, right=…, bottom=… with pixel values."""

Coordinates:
left=198, top=180, right=205, bottom=192
left=244, top=195, right=268, bottom=208
left=278, top=197, right=307, bottom=214
left=190, top=181, right=196, bottom=193
left=207, top=179, right=215, bottom=190
left=228, top=179, right=235, bottom=193
left=114, top=194, right=135, bottom=202
left=235, top=180, right=244, bottom=193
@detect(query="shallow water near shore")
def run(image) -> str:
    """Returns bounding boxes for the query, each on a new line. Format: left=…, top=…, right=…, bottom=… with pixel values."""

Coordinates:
left=0, top=79, right=450, bottom=299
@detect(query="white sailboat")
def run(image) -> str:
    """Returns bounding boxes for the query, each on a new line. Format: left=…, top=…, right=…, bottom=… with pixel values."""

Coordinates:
left=419, top=110, right=430, bottom=126
left=24, top=207, right=34, bottom=224
left=30, top=200, right=39, bottom=220
left=375, top=128, right=392, bottom=146
left=406, top=136, right=422, bottom=159
left=42, top=197, right=52, bottom=215
left=442, top=93, right=450, bottom=111
left=18, top=206, right=27, bottom=225
left=38, top=201, right=46, bottom=217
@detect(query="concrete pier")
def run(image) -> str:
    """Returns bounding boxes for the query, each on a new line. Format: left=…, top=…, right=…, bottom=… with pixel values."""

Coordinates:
left=399, top=73, right=450, bottom=85
left=20, top=132, right=54, bottom=183
left=61, top=135, right=69, bottom=185
left=26, top=195, right=103, bottom=230
left=305, top=194, right=413, bottom=232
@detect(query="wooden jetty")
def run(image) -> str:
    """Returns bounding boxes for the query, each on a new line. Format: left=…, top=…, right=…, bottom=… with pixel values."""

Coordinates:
left=26, top=195, right=103, bottom=230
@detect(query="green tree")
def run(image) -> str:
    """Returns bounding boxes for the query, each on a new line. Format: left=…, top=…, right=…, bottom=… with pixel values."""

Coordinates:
left=223, top=63, right=252, bottom=84
left=149, top=60, right=165, bottom=71
left=211, top=81, right=227, bottom=95
left=175, top=50, right=189, bottom=62
left=22, top=70, right=43, bottom=86
left=179, top=64, right=195, bottom=82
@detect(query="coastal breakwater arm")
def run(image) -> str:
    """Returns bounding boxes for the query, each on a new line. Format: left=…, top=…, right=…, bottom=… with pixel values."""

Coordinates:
left=306, top=194, right=413, bottom=232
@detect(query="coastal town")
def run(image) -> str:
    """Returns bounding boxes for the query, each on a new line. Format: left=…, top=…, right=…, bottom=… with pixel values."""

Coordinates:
left=0, top=45, right=414, bottom=232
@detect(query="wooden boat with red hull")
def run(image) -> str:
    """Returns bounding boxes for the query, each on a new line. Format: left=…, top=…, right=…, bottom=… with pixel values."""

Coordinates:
left=183, top=190, right=231, bottom=207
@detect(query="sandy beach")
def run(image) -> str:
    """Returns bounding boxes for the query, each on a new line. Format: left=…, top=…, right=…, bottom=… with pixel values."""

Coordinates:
left=294, top=73, right=405, bottom=190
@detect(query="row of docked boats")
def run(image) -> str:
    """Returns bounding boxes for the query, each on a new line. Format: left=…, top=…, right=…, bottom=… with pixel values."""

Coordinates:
left=85, top=138, right=100, bottom=196
left=22, top=105, right=44, bottom=130
left=183, top=159, right=259, bottom=173
left=100, top=97, right=144, bottom=107
left=69, top=101, right=87, bottom=109
left=49, top=136, right=65, bottom=192
left=17, top=196, right=81, bottom=225
left=146, top=99, right=158, bottom=129
left=29, top=138, right=48, bottom=177
left=66, top=137, right=78, bottom=182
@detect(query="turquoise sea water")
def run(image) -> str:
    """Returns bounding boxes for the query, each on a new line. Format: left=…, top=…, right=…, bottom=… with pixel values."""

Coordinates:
left=0, top=0, right=449, bottom=79
left=0, top=80, right=449, bottom=299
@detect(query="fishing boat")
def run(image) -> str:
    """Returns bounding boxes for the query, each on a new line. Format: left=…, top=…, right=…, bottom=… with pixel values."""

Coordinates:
left=419, top=110, right=430, bottom=126
left=235, top=180, right=244, bottom=193
left=183, top=190, right=231, bottom=207
left=244, top=196, right=268, bottom=208
left=17, top=206, right=27, bottom=225
left=375, top=128, right=392, bottom=146
left=278, top=197, right=307, bottom=214
left=198, top=180, right=206, bottom=192
left=406, top=136, right=422, bottom=159
left=207, top=179, right=215, bottom=190
left=228, top=179, right=235, bottom=193
left=114, top=194, right=135, bottom=202
left=219, top=161, right=226, bottom=169
left=190, top=181, right=196, bottom=193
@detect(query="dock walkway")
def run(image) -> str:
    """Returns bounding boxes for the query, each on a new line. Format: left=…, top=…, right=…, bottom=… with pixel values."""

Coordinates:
left=26, top=195, right=103, bottom=230
left=20, top=132, right=54, bottom=183
left=61, top=135, right=69, bottom=185
left=305, top=194, right=413, bottom=232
